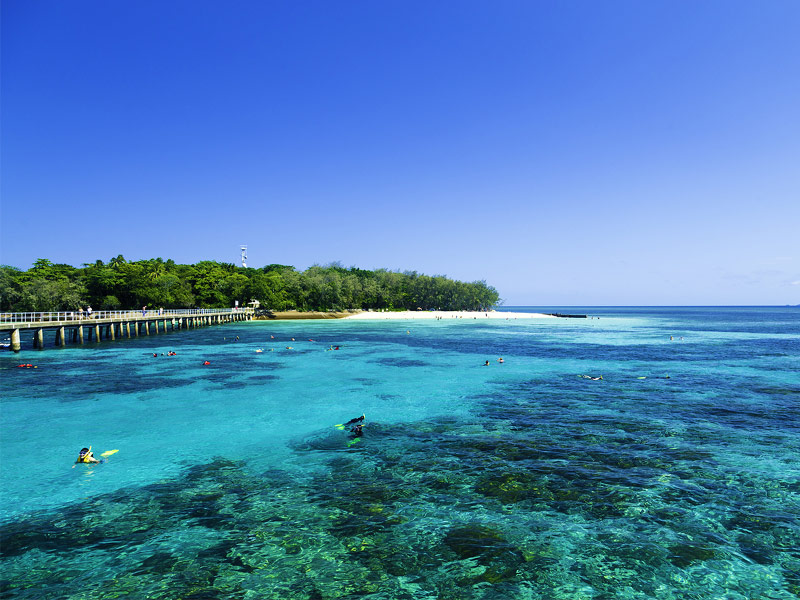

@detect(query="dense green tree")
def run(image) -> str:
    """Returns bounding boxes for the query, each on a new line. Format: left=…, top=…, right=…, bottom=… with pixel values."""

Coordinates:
left=14, top=278, right=87, bottom=312
left=0, top=265, right=22, bottom=310
left=2, top=258, right=500, bottom=312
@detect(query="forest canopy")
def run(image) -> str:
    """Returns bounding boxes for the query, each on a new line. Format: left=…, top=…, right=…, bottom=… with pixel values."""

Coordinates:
left=0, top=257, right=500, bottom=313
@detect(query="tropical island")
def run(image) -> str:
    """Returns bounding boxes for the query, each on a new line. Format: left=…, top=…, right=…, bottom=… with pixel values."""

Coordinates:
left=0, top=257, right=500, bottom=314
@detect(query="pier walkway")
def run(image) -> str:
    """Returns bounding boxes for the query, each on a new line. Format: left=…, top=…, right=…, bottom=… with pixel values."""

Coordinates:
left=1, top=308, right=253, bottom=352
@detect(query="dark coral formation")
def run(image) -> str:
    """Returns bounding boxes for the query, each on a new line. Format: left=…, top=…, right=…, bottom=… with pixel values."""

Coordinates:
left=2, top=404, right=799, bottom=600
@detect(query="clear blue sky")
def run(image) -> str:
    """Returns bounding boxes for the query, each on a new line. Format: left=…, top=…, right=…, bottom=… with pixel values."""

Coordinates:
left=2, top=1, right=798, bottom=305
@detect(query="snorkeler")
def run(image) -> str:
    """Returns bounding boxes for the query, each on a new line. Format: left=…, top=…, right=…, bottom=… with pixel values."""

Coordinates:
left=75, top=447, right=99, bottom=464
left=334, top=414, right=366, bottom=443
left=344, top=414, right=365, bottom=427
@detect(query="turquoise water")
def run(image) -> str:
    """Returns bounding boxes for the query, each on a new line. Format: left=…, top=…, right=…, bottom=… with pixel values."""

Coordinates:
left=1, top=306, right=799, bottom=599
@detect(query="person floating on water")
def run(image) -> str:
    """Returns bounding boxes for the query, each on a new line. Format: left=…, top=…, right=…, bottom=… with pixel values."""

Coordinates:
left=338, top=414, right=365, bottom=443
left=498, top=357, right=504, bottom=363
left=579, top=374, right=603, bottom=380
left=344, top=414, right=365, bottom=428
left=484, top=360, right=490, bottom=366
left=333, top=414, right=367, bottom=446
left=75, top=447, right=99, bottom=464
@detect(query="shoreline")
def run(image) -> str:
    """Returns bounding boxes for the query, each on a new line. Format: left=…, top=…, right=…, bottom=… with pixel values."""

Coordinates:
left=254, top=310, right=554, bottom=321
left=253, top=311, right=351, bottom=320
left=343, top=310, right=555, bottom=320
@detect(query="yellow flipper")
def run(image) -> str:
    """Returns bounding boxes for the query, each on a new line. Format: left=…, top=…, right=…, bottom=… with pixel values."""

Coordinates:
left=100, top=449, right=119, bottom=457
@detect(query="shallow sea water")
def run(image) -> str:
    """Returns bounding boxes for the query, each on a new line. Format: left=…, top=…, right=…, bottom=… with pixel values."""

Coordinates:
left=1, top=306, right=799, bottom=599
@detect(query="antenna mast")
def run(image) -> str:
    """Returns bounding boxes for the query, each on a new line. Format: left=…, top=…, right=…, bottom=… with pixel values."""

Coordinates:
left=240, top=245, right=248, bottom=268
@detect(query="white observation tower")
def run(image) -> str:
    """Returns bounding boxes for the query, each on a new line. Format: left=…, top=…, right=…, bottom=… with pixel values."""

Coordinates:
left=240, top=245, right=248, bottom=268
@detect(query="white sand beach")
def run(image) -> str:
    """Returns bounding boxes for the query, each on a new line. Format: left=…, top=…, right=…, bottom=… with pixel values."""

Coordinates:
left=343, top=310, right=554, bottom=320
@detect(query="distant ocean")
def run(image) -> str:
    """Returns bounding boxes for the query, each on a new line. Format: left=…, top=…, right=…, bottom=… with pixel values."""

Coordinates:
left=2, top=306, right=799, bottom=599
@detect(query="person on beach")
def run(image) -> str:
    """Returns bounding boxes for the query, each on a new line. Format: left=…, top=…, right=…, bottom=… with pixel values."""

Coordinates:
left=75, top=447, right=99, bottom=464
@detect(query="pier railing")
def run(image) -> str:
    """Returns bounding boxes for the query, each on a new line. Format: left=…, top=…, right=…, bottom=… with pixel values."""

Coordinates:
left=0, top=307, right=254, bottom=324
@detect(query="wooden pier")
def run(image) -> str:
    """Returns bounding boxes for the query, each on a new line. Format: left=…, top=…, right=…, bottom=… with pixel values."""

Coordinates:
left=0, top=308, right=253, bottom=352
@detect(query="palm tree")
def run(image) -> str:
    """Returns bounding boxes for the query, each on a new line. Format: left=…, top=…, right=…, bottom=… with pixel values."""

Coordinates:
left=146, top=258, right=166, bottom=281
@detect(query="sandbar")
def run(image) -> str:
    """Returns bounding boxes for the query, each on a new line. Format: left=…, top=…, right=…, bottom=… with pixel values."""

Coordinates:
left=342, top=310, right=554, bottom=320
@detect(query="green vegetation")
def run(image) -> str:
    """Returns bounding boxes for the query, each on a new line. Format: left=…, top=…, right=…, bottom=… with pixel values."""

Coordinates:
left=0, top=257, right=500, bottom=312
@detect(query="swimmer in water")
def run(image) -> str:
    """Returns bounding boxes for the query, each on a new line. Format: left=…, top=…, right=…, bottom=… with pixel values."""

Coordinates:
left=75, top=447, right=99, bottom=464
left=343, top=414, right=365, bottom=427
left=341, top=415, right=365, bottom=440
